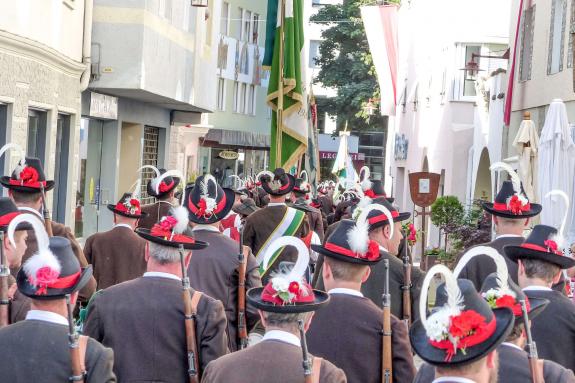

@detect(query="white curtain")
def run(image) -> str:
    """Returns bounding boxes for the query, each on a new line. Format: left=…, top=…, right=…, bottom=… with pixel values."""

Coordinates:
left=513, top=119, right=539, bottom=202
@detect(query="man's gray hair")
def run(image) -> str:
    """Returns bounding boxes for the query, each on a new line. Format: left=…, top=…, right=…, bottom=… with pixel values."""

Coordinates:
left=263, top=312, right=312, bottom=332
left=149, top=242, right=181, bottom=265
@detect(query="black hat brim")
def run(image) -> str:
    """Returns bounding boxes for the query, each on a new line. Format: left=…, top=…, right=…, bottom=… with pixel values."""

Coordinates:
left=369, top=212, right=412, bottom=231
left=188, top=188, right=236, bottom=225
left=233, top=204, right=259, bottom=216
left=482, top=202, right=542, bottom=219
left=505, top=245, right=575, bottom=269
left=261, top=174, right=296, bottom=196
left=106, top=204, right=148, bottom=219
left=247, top=287, right=330, bottom=313
left=0, top=177, right=55, bottom=193
left=311, top=244, right=382, bottom=265
left=410, top=307, right=514, bottom=367
left=135, top=228, right=208, bottom=250
left=146, top=178, right=181, bottom=198
left=386, top=197, right=395, bottom=204
left=17, top=265, right=93, bottom=300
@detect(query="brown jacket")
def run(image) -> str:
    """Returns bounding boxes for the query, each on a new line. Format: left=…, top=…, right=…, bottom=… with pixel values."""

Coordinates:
left=137, top=200, right=174, bottom=230
left=83, top=275, right=229, bottom=382
left=242, top=204, right=309, bottom=282
left=9, top=290, right=30, bottom=324
left=188, top=228, right=262, bottom=351
left=307, top=293, right=415, bottom=383
left=202, top=338, right=347, bottom=383
left=20, top=209, right=96, bottom=301
left=84, top=225, right=147, bottom=290
left=293, top=199, right=325, bottom=242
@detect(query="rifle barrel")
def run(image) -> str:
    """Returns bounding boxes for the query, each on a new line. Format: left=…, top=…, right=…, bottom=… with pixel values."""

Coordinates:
left=0, top=235, right=8, bottom=327
left=298, top=319, right=313, bottom=382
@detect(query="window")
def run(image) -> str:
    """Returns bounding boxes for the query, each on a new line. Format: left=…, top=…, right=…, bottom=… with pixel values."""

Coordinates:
left=251, top=13, right=260, bottom=44
left=220, top=2, right=230, bottom=35
left=242, top=10, right=251, bottom=42
left=520, top=5, right=536, bottom=81
left=309, top=40, right=321, bottom=68
left=237, top=8, right=243, bottom=39
left=463, top=45, right=480, bottom=97
left=312, top=0, right=330, bottom=6
left=568, top=0, right=575, bottom=67
left=141, top=127, right=160, bottom=205
left=53, top=114, right=71, bottom=223
left=217, top=78, right=226, bottom=111
left=233, top=81, right=241, bottom=113
left=27, top=109, right=47, bottom=165
left=247, top=85, right=256, bottom=115
left=548, top=0, right=567, bottom=74
left=240, top=83, right=247, bottom=113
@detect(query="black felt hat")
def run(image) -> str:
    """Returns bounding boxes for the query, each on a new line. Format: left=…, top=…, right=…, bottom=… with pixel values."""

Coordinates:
left=107, top=193, right=148, bottom=219
left=186, top=175, right=235, bottom=225
left=0, top=157, right=54, bottom=193
left=482, top=181, right=542, bottom=219
left=480, top=273, right=549, bottom=319
left=233, top=198, right=260, bottom=217
left=258, top=168, right=295, bottom=196
left=146, top=168, right=180, bottom=199
left=312, top=219, right=382, bottom=265
left=505, top=225, right=575, bottom=269
left=353, top=197, right=410, bottom=231
left=363, top=180, right=394, bottom=204
left=410, top=278, right=514, bottom=366
left=293, top=178, right=311, bottom=195
left=17, top=236, right=93, bottom=299
left=0, top=197, right=30, bottom=231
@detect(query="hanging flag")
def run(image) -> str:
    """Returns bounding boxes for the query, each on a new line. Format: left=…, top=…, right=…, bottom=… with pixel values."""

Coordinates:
left=266, top=0, right=308, bottom=169
left=263, top=0, right=278, bottom=69
left=331, top=130, right=357, bottom=185
left=305, top=85, right=319, bottom=185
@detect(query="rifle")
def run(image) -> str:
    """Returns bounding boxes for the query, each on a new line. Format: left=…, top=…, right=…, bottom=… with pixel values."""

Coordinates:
left=520, top=299, right=543, bottom=383
left=0, top=234, right=9, bottom=327
left=382, top=259, right=393, bottom=383
left=66, top=294, right=84, bottom=383
left=179, top=245, right=200, bottom=383
left=237, top=228, right=249, bottom=349
left=40, top=185, right=53, bottom=237
left=401, top=232, right=412, bottom=327
left=298, top=319, right=313, bottom=383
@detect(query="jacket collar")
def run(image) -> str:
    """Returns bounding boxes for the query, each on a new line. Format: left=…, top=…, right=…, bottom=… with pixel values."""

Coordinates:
left=262, top=330, right=300, bottom=347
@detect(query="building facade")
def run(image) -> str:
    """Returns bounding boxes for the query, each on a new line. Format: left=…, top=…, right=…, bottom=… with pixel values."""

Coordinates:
left=0, top=0, right=91, bottom=227
left=78, top=0, right=217, bottom=238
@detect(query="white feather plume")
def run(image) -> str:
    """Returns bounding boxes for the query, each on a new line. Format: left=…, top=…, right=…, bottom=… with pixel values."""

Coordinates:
left=201, top=174, right=218, bottom=199
left=420, top=265, right=463, bottom=330
left=299, top=170, right=309, bottom=183
left=490, top=162, right=522, bottom=194
left=544, top=190, right=570, bottom=247
left=8, top=214, right=61, bottom=286
left=129, top=178, right=142, bottom=200
left=453, top=246, right=510, bottom=293
left=153, top=169, right=183, bottom=195
left=359, top=166, right=372, bottom=191
left=0, top=143, right=26, bottom=171
left=171, top=205, right=189, bottom=235
left=256, top=170, right=275, bottom=183
left=262, top=236, right=309, bottom=282
left=348, top=203, right=394, bottom=255
left=138, top=165, right=161, bottom=179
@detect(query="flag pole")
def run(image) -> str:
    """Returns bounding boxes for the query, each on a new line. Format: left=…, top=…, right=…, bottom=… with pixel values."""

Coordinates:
left=276, top=0, right=286, bottom=168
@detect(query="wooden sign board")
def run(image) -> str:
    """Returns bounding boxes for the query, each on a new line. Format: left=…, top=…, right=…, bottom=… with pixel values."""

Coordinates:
left=409, top=172, right=441, bottom=208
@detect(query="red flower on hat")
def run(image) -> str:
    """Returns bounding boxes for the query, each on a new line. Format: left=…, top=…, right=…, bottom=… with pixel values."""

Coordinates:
left=508, top=195, right=530, bottom=215
left=544, top=240, right=560, bottom=254
left=364, top=189, right=376, bottom=198
left=158, top=180, right=173, bottom=193
left=33, top=266, right=60, bottom=295
left=288, top=281, right=300, bottom=295
left=196, top=198, right=208, bottom=217
left=449, top=310, right=486, bottom=338
left=130, top=199, right=140, bottom=209
left=365, top=240, right=381, bottom=261
left=20, top=166, right=39, bottom=184
left=159, top=216, right=177, bottom=231
left=495, top=295, right=516, bottom=309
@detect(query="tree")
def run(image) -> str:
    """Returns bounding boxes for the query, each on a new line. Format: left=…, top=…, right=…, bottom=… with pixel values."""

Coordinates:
left=311, top=0, right=397, bottom=132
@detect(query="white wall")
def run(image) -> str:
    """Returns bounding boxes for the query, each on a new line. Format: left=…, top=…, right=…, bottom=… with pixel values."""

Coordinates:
left=0, top=0, right=85, bottom=61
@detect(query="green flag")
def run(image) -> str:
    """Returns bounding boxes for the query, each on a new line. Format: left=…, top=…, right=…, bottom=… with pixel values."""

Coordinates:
left=266, top=0, right=308, bottom=169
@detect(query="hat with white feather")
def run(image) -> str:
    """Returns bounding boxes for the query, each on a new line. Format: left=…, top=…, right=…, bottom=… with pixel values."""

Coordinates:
left=409, top=265, right=514, bottom=365
left=107, top=178, right=148, bottom=219
left=352, top=197, right=410, bottom=231
left=454, top=246, right=549, bottom=318
left=12, top=214, right=93, bottom=299
left=186, top=174, right=235, bottom=224
left=482, top=162, right=541, bottom=218
left=142, top=166, right=181, bottom=199
left=293, top=170, right=312, bottom=196
left=0, top=143, right=54, bottom=193
left=247, top=236, right=330, bottom=313
left=257, top=168, right=295, bottom=196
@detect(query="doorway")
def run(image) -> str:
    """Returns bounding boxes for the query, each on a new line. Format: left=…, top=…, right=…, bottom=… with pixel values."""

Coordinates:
left=53, top=114, right=71, bottom=223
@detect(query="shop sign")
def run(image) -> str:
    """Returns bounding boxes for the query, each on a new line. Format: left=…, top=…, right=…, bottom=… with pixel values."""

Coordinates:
left=219, top=150, right=239, bottom=160
left=394, top=133, right=409, bottom=161
left=320, top=151, right=364, bottom=160
left=89, top=92, right=118, bottom=120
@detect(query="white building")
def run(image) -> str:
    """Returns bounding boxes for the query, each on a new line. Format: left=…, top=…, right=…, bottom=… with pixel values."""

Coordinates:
left=365, top=0, right=511, bottom=252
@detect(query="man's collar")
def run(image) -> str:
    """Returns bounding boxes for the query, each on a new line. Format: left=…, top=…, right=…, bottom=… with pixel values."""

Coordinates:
left=113, top=223, right=134, bottom=230
left=522, top=286, right=553, bottom=292
left=379, top=245, right=390, bottom=253
left=433, top=378, right=476, bottom=383
left=328, top=288, right=364, bottom=297
left=18, top=206, right=42, bottom=219
left=262, top=330, right=301, bottom=347
left=143, top=271, right=181, bottom=281
left=192, top=224, right=221, bottom=233
left=26, top=310, right=68, bottom=326
left=501, top=342, right=524, bottom=351
left=496, top=234, right=523, bottom=239
left=267, top=202, right=286, bottom=207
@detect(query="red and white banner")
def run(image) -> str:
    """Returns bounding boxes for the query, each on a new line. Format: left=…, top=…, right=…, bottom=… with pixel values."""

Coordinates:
left=361, top=4, right=399, bottom=117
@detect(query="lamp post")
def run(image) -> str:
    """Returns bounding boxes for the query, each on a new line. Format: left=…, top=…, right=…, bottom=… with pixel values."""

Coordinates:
left=461, top=50, right=510, bottom=81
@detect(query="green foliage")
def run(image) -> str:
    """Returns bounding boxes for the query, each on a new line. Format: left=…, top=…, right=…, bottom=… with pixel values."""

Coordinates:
left=310, top=0, right=387, bottom=132
left=430, top=196, right=465, bottom=232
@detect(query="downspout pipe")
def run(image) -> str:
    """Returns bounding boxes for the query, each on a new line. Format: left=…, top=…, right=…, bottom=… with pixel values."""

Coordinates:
left=80, top=0, right=93, bottom=91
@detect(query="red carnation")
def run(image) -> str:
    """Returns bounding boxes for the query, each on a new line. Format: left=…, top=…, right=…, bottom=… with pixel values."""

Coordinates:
left=495, top=295, right=516, bottom=309
left=159, top=216, right=177, bottom=231
left=508, top=195, right=523, bottom=215
left=158, top=180, right=173, bottom=193
left=366, top=240, right=381, bottom=261
left=20, top=166, right=39, bottom=184
left=364, top=189, right=376, bottom=198
left=449, top=310, right=486, bottom=338
left=288, top=281, right=300, bottom=295
left=35, top=266, right=60, bottom=285
left=544, top=240, right=558, bottom=252
left=196, top=198, right=208, bottom=217
left=130, top=199, right=140, bottom=209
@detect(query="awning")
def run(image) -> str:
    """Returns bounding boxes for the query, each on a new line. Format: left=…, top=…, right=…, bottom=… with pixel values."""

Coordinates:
left=200, top=128, right=271, bottom=150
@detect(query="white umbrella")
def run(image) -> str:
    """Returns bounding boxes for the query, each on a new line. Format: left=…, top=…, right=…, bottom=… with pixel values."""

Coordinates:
left=513, top=118, right=539, bottom=202
left=538, top=99, right=575, bottom=234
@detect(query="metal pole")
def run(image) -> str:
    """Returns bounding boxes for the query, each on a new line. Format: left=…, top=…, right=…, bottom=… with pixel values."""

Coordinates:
left=276, top=0, right=286, bottom=169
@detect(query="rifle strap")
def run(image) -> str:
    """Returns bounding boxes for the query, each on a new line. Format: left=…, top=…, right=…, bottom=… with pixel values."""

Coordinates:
left=79, top=335, right=88, bottom=375
left=312, top=357, right=322, bottom=383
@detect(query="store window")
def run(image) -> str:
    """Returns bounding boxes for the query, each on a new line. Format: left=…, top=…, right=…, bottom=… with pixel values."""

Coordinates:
left=53, top=114, right=71, bottom=223
left=309, top=40, right=321, bottom=68
left=548, top=0, right=567, bottom=74
left=246, top=84, right=256, bottom=116
left=520, top=5, right=536, bottom=81
left=217, top=77, right=226, bottom=111
left=141, top=126, right=160, bottom=205
left=463, top=45, right=480, bottom=97
left=27, top=109, right=47, bottom=165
